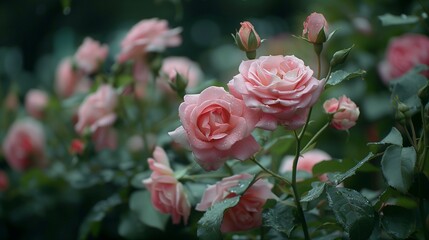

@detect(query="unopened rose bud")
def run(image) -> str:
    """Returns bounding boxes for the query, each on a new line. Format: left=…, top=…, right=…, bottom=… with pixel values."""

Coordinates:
left=323, top=95, right=360, bottom=130
left=168, top=72, right=188, bottom=98
left=233, top=21, right=261, bottom=59
left=302, top=12, right=328, bottom=44
left=330, top=45, right=354, bottom=68
left=70, top=139, right=85, bottom=155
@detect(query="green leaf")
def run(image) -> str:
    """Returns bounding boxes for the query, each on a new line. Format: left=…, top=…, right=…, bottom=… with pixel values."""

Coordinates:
left=79, top=194, right=122, bottom=240
left=378, top=13, right=419, bottom=26
left=329, top=152, right=375, bottom=185
left=313, top=158, right=377, bottom=176
left=380, top=205, right=416, bottom=239
left=197, top=197, right=241, bottom=240
left=389, top=65, right=429, bottom=116
left=381, top=145, right=416, bottom=193
left=367, top=127, right=403, bottom=147
left=326, top=69, right=366, bottom=86
left=301, top=182, right=326, bottom=203
left=409, top=172, right=429, bottom=199
left=262, top=201, right=298, bottom=237
left=326, top=187, right=375, bottom=240
left=118, top=212, right=147, bottom=240
left=129, top=190, right=169, bottom=230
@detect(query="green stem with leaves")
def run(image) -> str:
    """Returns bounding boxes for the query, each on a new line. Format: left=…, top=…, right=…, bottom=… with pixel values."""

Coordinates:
left=250, top=157, right=291, bottom=186
left=301, top=122, right=330, bottom=153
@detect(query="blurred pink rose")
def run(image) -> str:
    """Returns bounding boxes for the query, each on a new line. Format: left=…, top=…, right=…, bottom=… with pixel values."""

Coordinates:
left=92, top=127, right=117, bottom=151
left=0, top=170, right=8, bottom=191
left=2, top=118, right=46, bottom=171
left=378, top=34, right=429, bottom=83
left=25, top=89, right=49, bottom=119
left=75, top=84, right=118, bottom=134
left=157, top=56, right=203, bottom=93
left=302, top=12, right=328, bottom=43
left=55, top=58, right=88, bottom=98
left=228, top=55, right=324, bottom=130
left=117, top=18, right=182, bottom=63
left=74, top=37, right=109, bottom=74
left=281, top=149, right=332, bottom=181
left=126, top=135, right=145, bottom=153
left=323, top=95, right=360, bottom=130
left=235, top=21, right=261, bottom=52
left=69, top=139, right=85, bottom=155
left=196, top=173, right=276, bottom=233
left=143, top=146, right=191, bottom=224
left=169, top=86, right=261, bottom=171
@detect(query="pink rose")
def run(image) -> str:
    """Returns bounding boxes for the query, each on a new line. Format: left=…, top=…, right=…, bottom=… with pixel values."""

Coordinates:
left=55, top=58, right=88, bottom=98
left=2, top=118, right=46, bottom=171
left=74, top=37, right=109, bottom=74
left=235, top=21, right=261, bottom=52
left=91, top=127, right=118, bottom=151
left=168, top=86, right=261, bottom=171
left=25, top=89, right=49, bottom=119
left=0, top=170, right=9, bottom=191
left=302, top=12, right=328, bottom=43
left=157, top=56, right=203, bottom=93
left=228, top=55, right=324, bottom=130
left=281, top=149, right=332, bottom=181
left=117, top=18, right=182, bottom=63
left=143, top=146, right=191, bottom=224
left=195, top=173, right=276, bottom=233
left=323, top=95, right=360, bottom=130
left=378, top=34, right=429, bottom=83
left=75, top=84, right=118, bottom=135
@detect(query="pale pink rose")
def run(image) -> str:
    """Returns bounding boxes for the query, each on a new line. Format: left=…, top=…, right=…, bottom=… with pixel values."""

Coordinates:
left=75, top=84, right=118, bottom=135
left=235, top=21, right=261, bottom=52
left=55, top=58, right=87, bottom=98
left=0, top=170, right=9, bottom=191
left=74, top=37, right=109, bottom=74
left=2, top=118, right=46, bottom=171
left=157, top=56, right=203, bottom=93
left=117, top=18, right=182, bottom=63
left=196, top=173, right=277, bottom=233
left=133, top=58, right=151, bottom=83
left=92, top=127, right=117, bottom=151
left=302, top=12, right=328, bottom=43
left=323, top=95, right=360, bottom=130
left=378, top=34, right=429, bottom=83
left=168, top=86, right=261, bottom=171
left=143, top=146, right=191, bottom=224
left=25, top=89, right=49, bottom=119
left=281, top=149, right=332, bottom=181
left=228, top=55, right=324, bottom=130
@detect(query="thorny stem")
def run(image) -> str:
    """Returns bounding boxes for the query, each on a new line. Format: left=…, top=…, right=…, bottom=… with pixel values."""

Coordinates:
left=301, top=122, right=330, bottom=153
left=419, top=105, right=428, bottom=172
left=292, top=130, right=311, bottom=240
left=317, top=52, right=322, bottom=80
left=250, top=157, right=291, bottom=186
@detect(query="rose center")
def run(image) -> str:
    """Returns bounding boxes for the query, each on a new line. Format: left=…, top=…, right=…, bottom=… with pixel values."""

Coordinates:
left=197, top=105, right=230, bottom=140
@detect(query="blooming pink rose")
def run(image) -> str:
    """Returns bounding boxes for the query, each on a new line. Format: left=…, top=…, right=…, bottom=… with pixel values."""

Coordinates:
left=55, top=58, right=88, bottom=98
left=235, top=21, right=261, bottom=52
left=169, top=86, right=261, bottom=171
left=75, top=84, right=118, bottom=135
left=143, top=146, right=191, bottom=224
left=302, top=12, right=328, bottom=43
left=378, top=34, right=429, bottom=83
left=0, top=170, right=9, bottom=191
left=228, top=55, right=324, bottom=130
left=117, top=18, right=182, bottom=63
left=196, top=173, right=277, bottom=233
left=74, top=37, right=109, bottom=74
left=2, top=118, right=46, bottom=171
left=25, top=89, right=49, bottom=119
left=91, top=127, right=117, bottom=151
left=281, top=149, right=332, bottom=181
left=323, top=95, right=360, bottom=130
left=157, top=56, right=203, bottom=93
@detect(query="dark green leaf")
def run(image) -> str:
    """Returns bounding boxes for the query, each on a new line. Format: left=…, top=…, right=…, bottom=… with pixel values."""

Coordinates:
left=378, top=13, right=419, bottom=26
left=367, top=127, right=403, bottom=147
left=118, top=212, right=147, bottom=240
left=409, top=172, right=429, bottom=199
left=326, top=69, right=366, bottom=86
left=79, top=194, right=122, bottom=240
left=380, top=205, right=416, bottom=239
left=262, top=201, right=298, bottom=237
left=329, top=153, right=375, bottom=185
left=129, top=190, right=169, bottom=230
left=326, top=187, right=375, bottom=240
left=301, top=182, right=326, bottom=203
left=381, top=145, right=416, bottom=193
left=197, top=197, right=240, bottom=240
left=313, top=158, right=377, bottom=176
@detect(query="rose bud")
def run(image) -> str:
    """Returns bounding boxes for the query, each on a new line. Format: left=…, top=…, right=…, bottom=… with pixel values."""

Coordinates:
left=233, top=21, right=261, bottom=59
left=323, top=95, right=360, bottom=130
left=302, top=12, right=328, bottom=44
